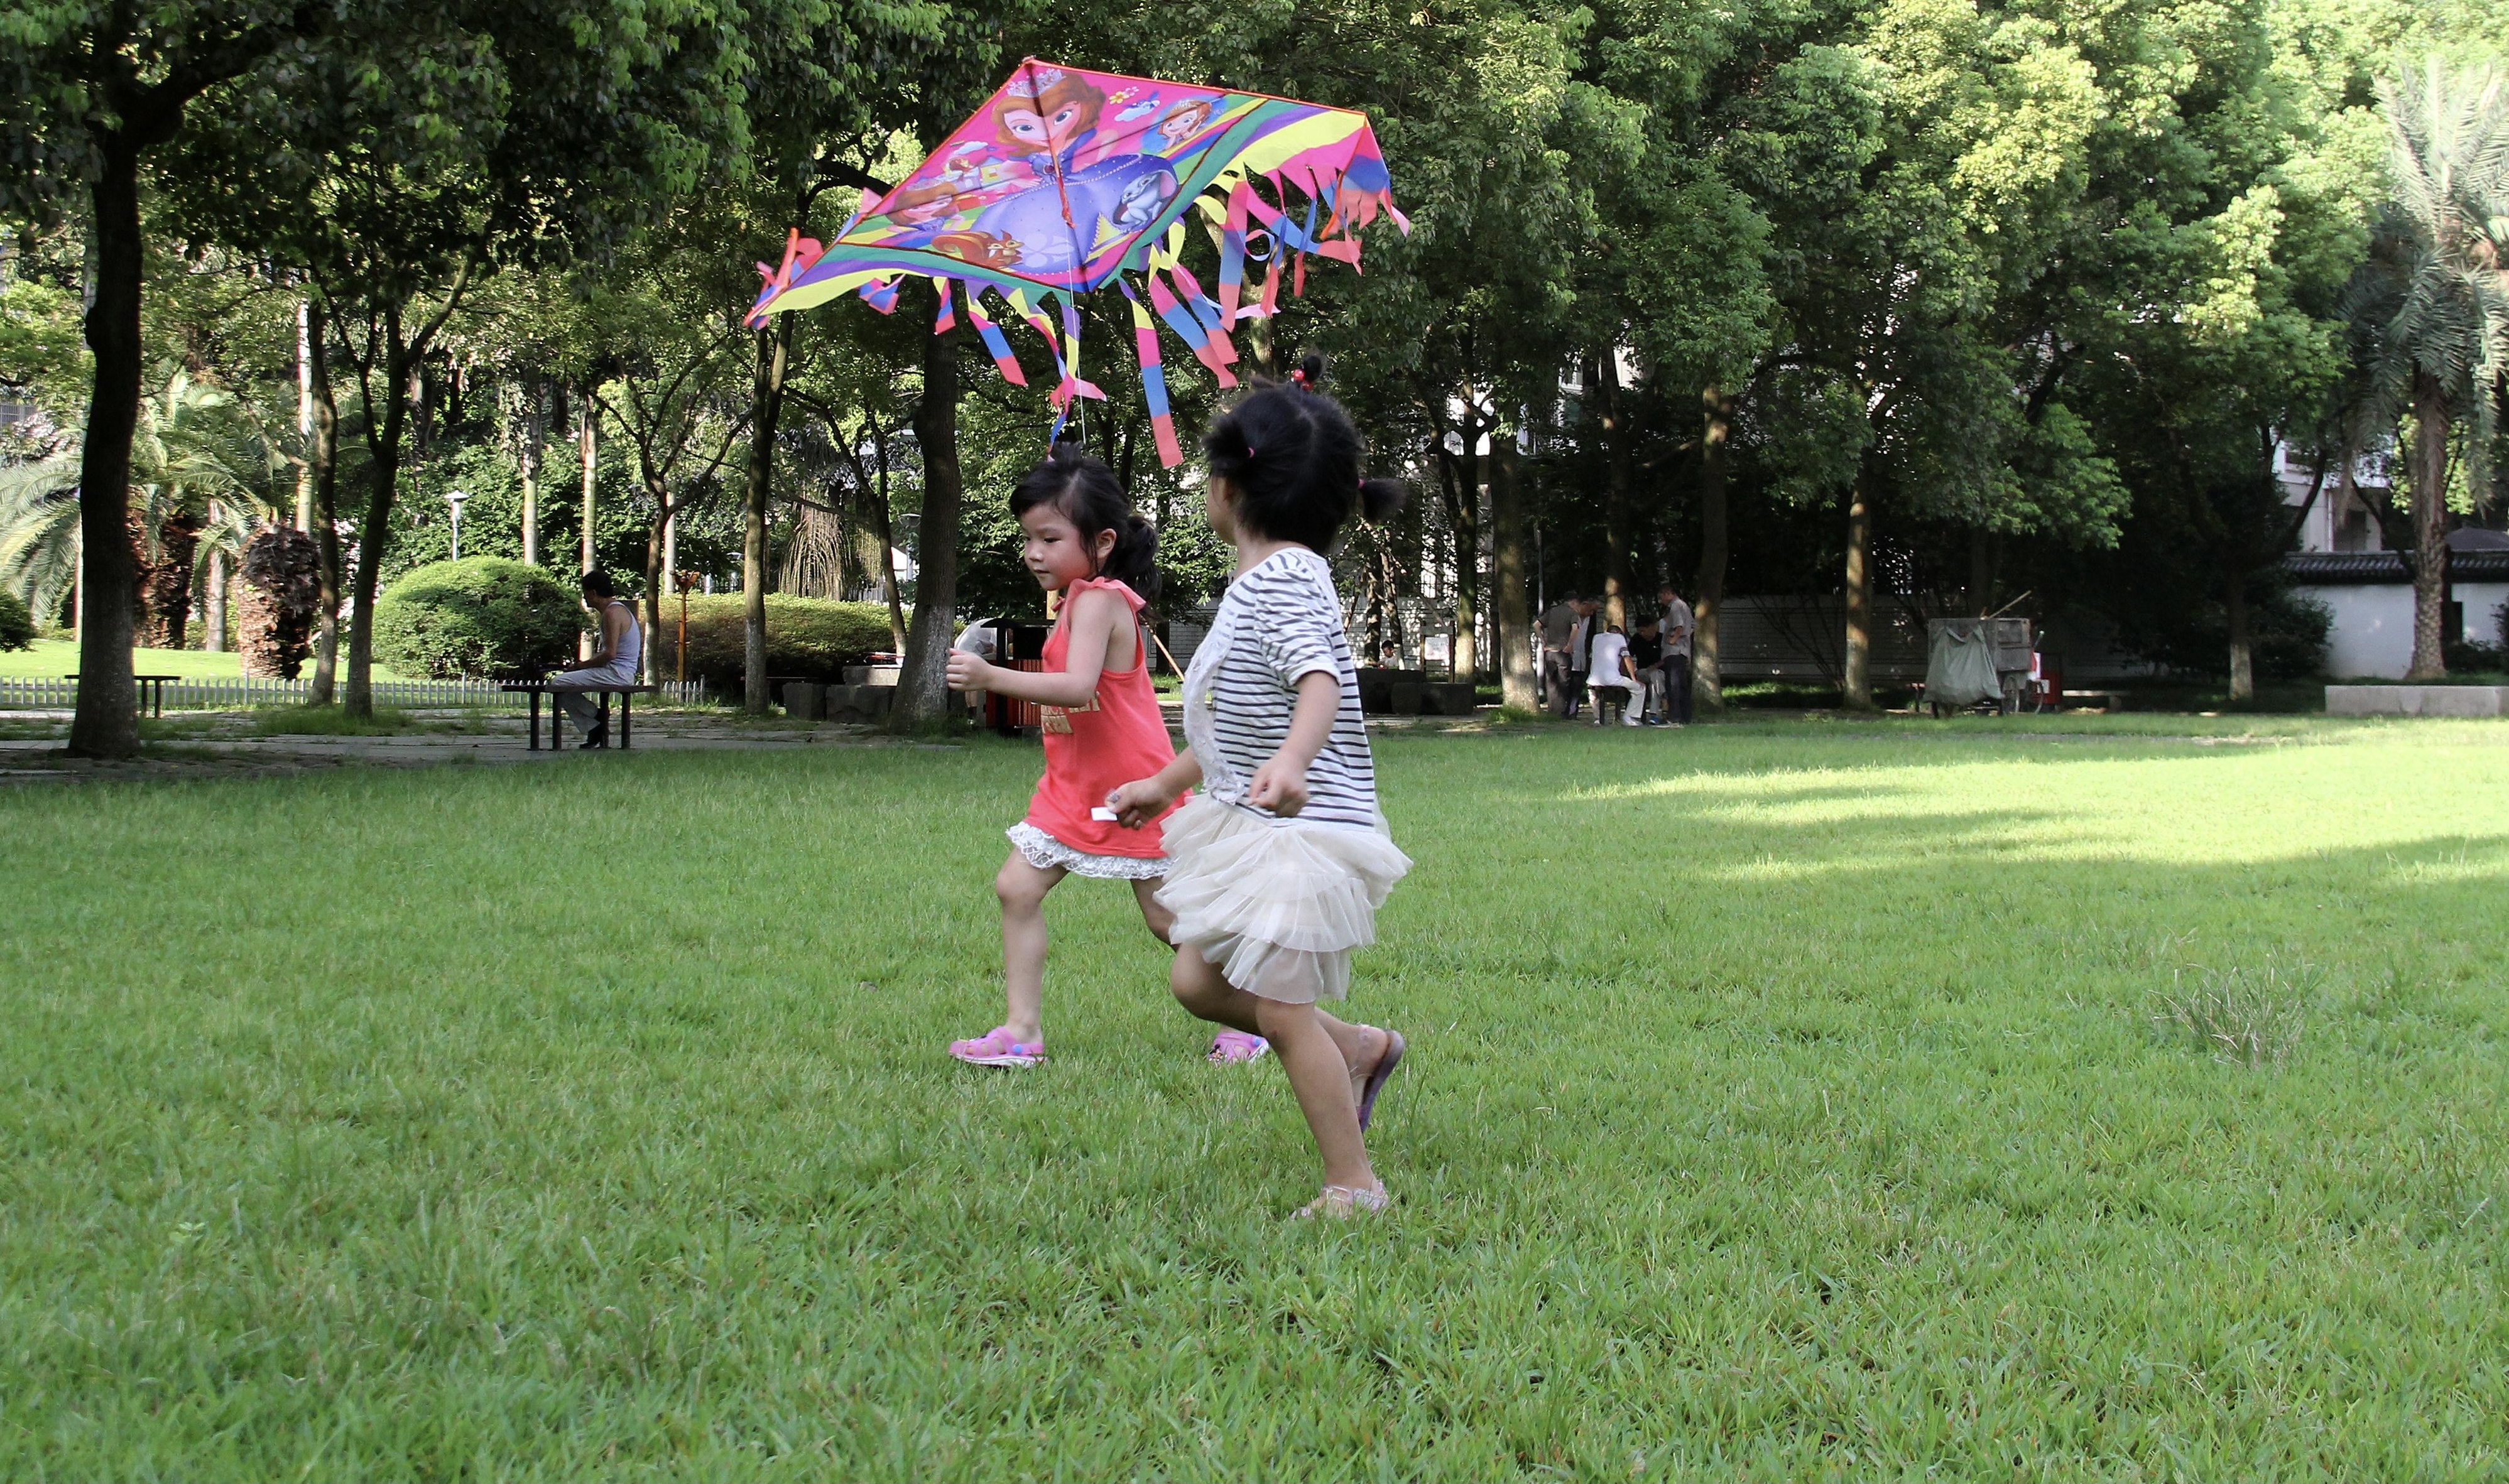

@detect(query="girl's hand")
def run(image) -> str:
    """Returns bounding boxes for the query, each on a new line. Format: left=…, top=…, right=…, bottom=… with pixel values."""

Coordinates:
left=1106, top=777, right=1175, bottom=830
left=1245, top=754, right=1310, bottom=817
left=945, top=649, right=991, bottom=691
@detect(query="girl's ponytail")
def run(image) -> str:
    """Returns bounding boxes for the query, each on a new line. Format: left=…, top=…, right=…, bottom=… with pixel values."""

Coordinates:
left=1105, top=512, right=1161, bottom=597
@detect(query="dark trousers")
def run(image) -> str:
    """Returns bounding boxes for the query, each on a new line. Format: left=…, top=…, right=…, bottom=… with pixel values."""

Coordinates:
left=1543, top=651, right=1579, bottom=716
left=1653, top=659, right=1693, bottom=723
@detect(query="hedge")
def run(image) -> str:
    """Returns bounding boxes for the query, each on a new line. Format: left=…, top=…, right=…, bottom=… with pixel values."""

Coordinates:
left=373, top=558, right=585, bottom=680
left=653, top=593, right=893, bottom=690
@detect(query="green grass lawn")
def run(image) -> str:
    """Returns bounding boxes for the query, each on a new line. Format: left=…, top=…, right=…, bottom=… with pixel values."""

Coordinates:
left=4, top=718, right=2505, bottom=1477
left=0, top=637, right=418, bottom=681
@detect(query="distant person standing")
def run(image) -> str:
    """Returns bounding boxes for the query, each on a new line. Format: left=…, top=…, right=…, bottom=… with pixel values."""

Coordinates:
left=1630, top=615, right=1667, bottom=722
left=1655, top=584, right=1694, bottom=725
left=553, top=570, right=642, bottom=748
left=1539, top=592, right=1582, bottom=715
left=1565, top=595, right=1599, bottom=718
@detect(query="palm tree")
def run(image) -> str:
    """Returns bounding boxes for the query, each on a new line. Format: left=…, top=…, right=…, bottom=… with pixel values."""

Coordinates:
left=127, top=366, right=270, bottom=647
left=0, top=365, right=273, bottom=644
left=2342, top=60, right=2509, bottom=679
left=0, top=447, right=80, bottom=627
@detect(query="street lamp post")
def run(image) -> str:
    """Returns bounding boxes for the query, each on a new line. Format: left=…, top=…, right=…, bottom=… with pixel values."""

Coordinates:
left=446, top=489, right=468, bottom=560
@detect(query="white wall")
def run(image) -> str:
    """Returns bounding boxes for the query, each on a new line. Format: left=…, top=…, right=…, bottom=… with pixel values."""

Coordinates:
left=2300, top=583, right=2509, bottom=678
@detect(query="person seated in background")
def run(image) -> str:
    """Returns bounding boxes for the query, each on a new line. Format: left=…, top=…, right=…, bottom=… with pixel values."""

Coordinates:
left=1629, top=615, right=1668, bottom=723
left=553, top=569, right=642, bottom=749
left=1584, top=622, right=1645, bottom=726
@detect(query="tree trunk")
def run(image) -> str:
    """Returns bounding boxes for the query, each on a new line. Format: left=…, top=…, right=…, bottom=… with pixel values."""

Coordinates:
left=579, top=399, right=598, bottom=660
left=894, top=303, right=964, bottom=728
left=1691, top=386, right=1731, bottom=714
left=2407, top=375, right=2448, bottom=680
left=1489, top=426, right=1536, bottom=709
left=294, top=298, right=315, bottom=531
left=741, top=316, right=793, bottom=712
left=1967, top=526, right=1995, bottom=615
left=1842, top=471, right=1874, bottom=710
left=873, top=423, right=907, bottom=654
left=2225, top=560, right=2254, bottom=702
left=1452, top=461, right=1479, bottom=682
left=204, top=540, right=227, bottom=652
left=306, top=298, right=343, bottom=705
left=68, top=140, right=145, bottom=759
left=521, top=382, right=542, bottom=566
left=642, top=477, right=670, bottom=686
left=346, top=305, right=411, bottom=719
left=143, top=508, right=202, bottom=648
left=1596, top=352, right=1636, bottom=630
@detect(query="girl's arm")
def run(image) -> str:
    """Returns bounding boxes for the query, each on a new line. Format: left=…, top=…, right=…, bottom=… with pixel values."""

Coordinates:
left=1244, top=671, right=1340, bottom=817
left=944, top=588, right=1123, bottom=707
left=1108, top=749, right=1202, bottom=830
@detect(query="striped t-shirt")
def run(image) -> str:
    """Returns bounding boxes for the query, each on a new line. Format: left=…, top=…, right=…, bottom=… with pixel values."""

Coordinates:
left=1182, top=547, right=1382, bottom=830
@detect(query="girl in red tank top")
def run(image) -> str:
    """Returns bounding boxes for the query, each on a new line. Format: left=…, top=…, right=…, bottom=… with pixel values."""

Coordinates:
left=942, top=446, right=1187, bottom=1068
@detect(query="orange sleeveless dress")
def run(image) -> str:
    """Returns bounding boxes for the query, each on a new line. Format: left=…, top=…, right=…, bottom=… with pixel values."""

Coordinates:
left=1007, top=577, right=1181, bottom=875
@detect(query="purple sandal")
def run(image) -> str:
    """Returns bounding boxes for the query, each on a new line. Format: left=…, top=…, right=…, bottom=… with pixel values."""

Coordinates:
left=1356, top=1028, right=1405, bottom=1131
left=1208, top=1031, right=1271, bottom=1064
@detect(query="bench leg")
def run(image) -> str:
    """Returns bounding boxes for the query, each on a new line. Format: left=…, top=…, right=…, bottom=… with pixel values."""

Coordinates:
left=599, top=693, right=612, bottom=748
left=528, top=691, right=542, bottom=750
left=620, top=691, right=631, bottom=749
left=552, top=693, right=564, bottom=749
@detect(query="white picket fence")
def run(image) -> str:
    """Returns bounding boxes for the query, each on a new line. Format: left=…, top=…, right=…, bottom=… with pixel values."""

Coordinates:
left=0, top=676, right=714, bottom=711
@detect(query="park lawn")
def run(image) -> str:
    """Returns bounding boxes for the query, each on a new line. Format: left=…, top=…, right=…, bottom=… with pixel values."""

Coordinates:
left=3, top=718, right=2505, bottom=1478
left=0, top=637, right=416, bottom=681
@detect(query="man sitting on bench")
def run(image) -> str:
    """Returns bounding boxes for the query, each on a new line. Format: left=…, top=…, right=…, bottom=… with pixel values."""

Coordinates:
left=554, top=569, right=643, bottom=748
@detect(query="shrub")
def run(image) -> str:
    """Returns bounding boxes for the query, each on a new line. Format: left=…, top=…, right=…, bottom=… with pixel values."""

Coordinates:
left=374, top=558, right=584, bottom=680
left=0, top=589, right=31, bottom=651
left=655, top=593, right=893, bottom=690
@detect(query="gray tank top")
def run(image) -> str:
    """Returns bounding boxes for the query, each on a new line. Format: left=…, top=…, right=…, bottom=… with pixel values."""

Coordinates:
left=607, top=600, right=643, bottom=674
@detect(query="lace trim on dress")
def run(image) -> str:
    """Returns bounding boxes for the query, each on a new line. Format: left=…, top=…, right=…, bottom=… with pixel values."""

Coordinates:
left=1006, top=822, right=1170, bottom=880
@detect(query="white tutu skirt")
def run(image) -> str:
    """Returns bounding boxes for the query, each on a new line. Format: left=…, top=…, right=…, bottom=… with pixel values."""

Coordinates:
left=1155, top=795, right=1412, bottom=1003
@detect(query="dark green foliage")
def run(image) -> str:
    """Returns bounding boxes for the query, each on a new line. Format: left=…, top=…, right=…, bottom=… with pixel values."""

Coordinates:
left=0, top=589, right=31, bottom=651
left=2157, top=588, right=2335, bottom=680
left=373, top=558, right=583, bottom=680
left=660, top=593, right=891, bottom=690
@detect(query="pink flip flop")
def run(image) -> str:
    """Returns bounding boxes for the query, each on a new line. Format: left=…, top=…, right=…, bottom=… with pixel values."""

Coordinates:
left=949, top=1026, right=1046, bottom=1068
left=1356, top=1028, right=1405, bottom=1132
left=1208, top=1030, right=1271, bottom=1064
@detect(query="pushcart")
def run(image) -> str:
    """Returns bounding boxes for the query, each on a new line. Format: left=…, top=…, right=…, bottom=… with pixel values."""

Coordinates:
left=1924, top=616, right=2034, bottom=717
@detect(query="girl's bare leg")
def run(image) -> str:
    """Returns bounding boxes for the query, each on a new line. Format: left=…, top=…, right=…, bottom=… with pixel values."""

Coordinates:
left=1129, top=876, right=1177, bottom=946
left=1253, top=997, right=1376, bottom=1191
left=996, top=852, right=1065, bottom=1043
left=1168, top=951, right=1391, bottom=1101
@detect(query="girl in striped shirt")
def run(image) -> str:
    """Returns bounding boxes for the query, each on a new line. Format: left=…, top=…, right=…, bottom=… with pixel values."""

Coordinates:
left=1108, top=358, right=1413, bottom=1219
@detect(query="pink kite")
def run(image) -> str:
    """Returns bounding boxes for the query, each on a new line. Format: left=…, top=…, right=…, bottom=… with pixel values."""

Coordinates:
left=746, top=58, right=1405, bottom=465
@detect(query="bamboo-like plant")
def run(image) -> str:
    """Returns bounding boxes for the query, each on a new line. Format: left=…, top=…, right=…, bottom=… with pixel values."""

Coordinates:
left=2341, top=60, right=2509, bottom=680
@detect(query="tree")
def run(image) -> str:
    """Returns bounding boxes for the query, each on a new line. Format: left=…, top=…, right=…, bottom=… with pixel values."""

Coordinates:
left=2342, top=60, right=2509, bottom=680
left=1, top=2, right=334, bottom=756
left=174, top=1, right=782, bottom=714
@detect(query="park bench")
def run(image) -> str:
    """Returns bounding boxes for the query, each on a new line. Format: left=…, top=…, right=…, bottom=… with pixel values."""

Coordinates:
left=67, top=673, right=180, bottom=718
left=499, top=680, right=658, bottom=750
